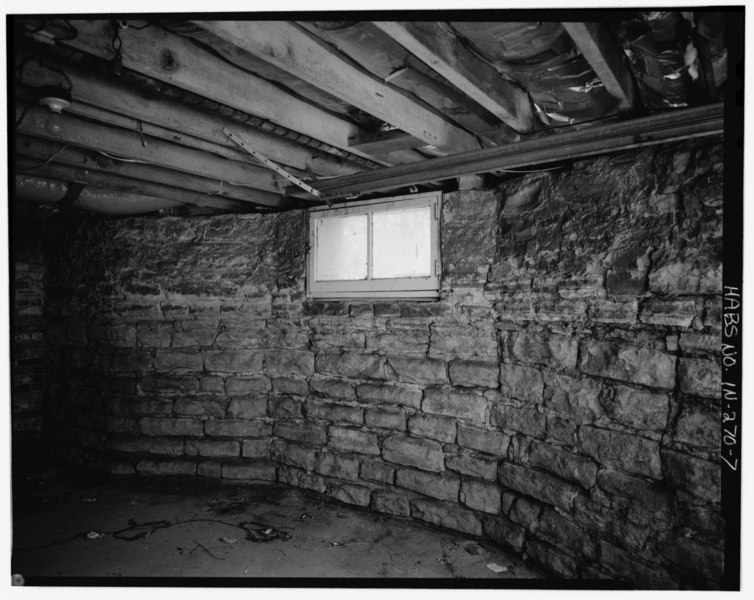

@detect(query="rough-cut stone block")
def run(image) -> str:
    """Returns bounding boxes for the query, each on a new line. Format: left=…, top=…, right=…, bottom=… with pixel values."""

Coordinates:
left=679, top=333, right=719, bottom=354
left=600, top=540, right=677, bottom=589
left=306, top=398, right=363, bottom=425
left=185, top=439, right=240, bottom=458
left=356, top=383, right=422, bottom=409
left=422, top=388, right=487, bottom=423
left=173, top=396, right=226, bottom=418
left=107, top=436, right=184, bottom=455
left=265, top=349, right=314, bottom=376
left=271, top=376, right=309, bottom=396
left=197, top=461, right=222, bottom=478
left=328, top=425, right=380, bottom=456
left=526, top=540, right=578, bottom=578
left=408, top=414, right=456, bottom=443
left=499, top=363, right=544, bottom=403
left=225, top=376, right=271, bottom=395
left=542, top=372, right=605, bottom=422
left=674, top=401, right=720, bottom=449
left=528, top=441, right=598, bottom=489
left=457, top=424, right=509, bottom=456
left=155, top=349, right=203, bottom=372
left=199, top=375, right=224, bottom=393
left=662, top=449, right=720, bottom=503
left=136, top=321, right=172, bottom=347
left=429, top=325, right=498, bottom=359
left=605, top=386, right=670, bottom=431
left=171, top=320, right=217, bottom=347
left=579, top=341, right=676, bottom=390
left=271, top=440, right=317, bottom=471
left=360, top=459, right=394, bottom=484
left=117, top=397, right=173, bottom=416
left=498, top=462, right=580, bottom=511
left=659, top=532, right=725, bottom=583
left=537, top=507, right=594, bottom=558
left=678, top=358, right=721, bottom=398
left=410, top=499, right=482, bottom=536
left=382, top=434, right=444, bottom=472
left=315, top=351, right=384, bottom=380
left=309, top=378, right=357, bottom=401
left=365, top=406, right=406, bottom=430
left=222, top=462, right=276, bottom=481
left=371, top=490, right=411, bottom=517
left=269, top=396, right=303, bottom=419
left=274, top=420, right=326, bottom=445
left=139, top=374, right=200, bottom=396
left=639, top=298, right=697, bottom=327
left=508, top=497, right=542, bottom=532
left=490, top=403, right=546, bottom=438
left=227, top=396, right=268, bottom=419
left=596, top=470, right=673, bottom=516
left=104, top=350, right=154, bottom=372
left=483, top=516, right=525, bottom=553
left=446, top=453, right=498, bottom=480
left=386, top=356, right=447, bottom=385
left=205, top=350, right=263, bottom=373
left=460, top=480, right=501, bottom=514
left=139, top=417, right=203, bottom=437
left=396, top=468, right=460, bottom=501
left=277, top=465, right=326, bottom=492
left=316, top=451, right=360, bottom=481
left=510, top=331, right=578, bottom=370
left=366, top=331, right=428, bottom=356
left=204, top=419, right=271, bottom=438
left=578, top=426, right=662, bottom=479
left=448, top=359, right=499, bottom=389
left=327, top=482, right=371, bottom=507
left=242, top=439, right=270, bottom=458
left=573, top=496, right=650, bottom=552
left=137, top=459, right=196, bottom=476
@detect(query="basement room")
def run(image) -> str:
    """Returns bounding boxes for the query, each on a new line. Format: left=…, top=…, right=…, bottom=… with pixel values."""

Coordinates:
left=7, top=7, right=742, bottom=590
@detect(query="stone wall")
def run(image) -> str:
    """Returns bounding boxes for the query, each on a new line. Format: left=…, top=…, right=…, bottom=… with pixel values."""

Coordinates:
left=12, top=204, right=47, bottom=441
left=40, top=139, right=723, bottom=588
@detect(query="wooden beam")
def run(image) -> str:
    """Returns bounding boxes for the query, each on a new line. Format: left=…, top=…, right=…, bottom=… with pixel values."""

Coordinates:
left=348, top=130, right=427, bottom=155
left=562, top=22, right=636, bottom=112
left=299, top=21, right=515, bottom=143
left=17, top=54, right=365, bottom=177
left=59, top=20, right=420, bottom=166
left=16, top=105, right=293, bottom=203
left=372, top=22, right=537, bottom=134
left=192, top=20, right=482, bottom=153
left=289, top=104, right=723, bottom=200
left=15, top=134, right=290, bottom=208
left=15, top=158, right=259, bottom=212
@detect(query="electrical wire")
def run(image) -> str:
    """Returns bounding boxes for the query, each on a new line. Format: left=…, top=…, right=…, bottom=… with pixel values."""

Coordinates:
left=15, top=102, right=32, bottom=129
left=18, top=145, right=70, bottom=170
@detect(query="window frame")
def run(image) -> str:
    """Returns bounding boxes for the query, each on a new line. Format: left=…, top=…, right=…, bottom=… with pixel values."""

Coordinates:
left=307, top=191, right=441, bottom=300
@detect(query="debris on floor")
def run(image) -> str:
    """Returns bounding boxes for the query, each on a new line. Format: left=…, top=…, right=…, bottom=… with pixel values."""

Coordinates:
left=487, top=563, right=508, bottom=573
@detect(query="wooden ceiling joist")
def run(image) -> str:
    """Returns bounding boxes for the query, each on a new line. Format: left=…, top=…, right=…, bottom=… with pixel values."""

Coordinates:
left=58, top=20, right=421, bottom=166
left=15, top=158, right=265, bottom=212
left=292, top=103, right=723, bottom=200
left=562, top=22, right=636, bottom=112
left=372, top=21, right=538, bottom=134
left=16, top=105, right=292, bottom=199
left=192, top=20, right=483, bottom=154
left=15, top=135, right=288, bottom=208
left=18, top=54, right=366, bottom=178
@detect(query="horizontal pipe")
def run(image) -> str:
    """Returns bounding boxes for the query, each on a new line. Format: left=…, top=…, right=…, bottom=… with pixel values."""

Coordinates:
left=296, top=103, right=724, bottom=200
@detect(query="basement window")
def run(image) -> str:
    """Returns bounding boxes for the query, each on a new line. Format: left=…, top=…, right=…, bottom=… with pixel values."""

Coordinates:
left=307, top=191, right=441, bottom=299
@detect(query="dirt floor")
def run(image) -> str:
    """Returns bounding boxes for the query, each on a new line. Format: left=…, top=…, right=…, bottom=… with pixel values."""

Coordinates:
left=11, top=464, right=543, bottom=585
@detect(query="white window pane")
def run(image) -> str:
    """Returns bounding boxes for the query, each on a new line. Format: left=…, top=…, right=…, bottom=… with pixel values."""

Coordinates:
left=372, top=207, right=432, bottom=279
left=315, top=215, right=368, bottom=281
